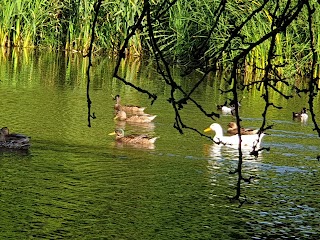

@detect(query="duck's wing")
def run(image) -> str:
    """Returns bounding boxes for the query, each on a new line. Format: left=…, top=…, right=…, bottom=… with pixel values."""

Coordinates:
left=123, top=134, right=158, bottom=144
left=241, top=134, right=265, bottom=147
left=6, top=134, right=30, bottom=143
left=227, top=127, right=259, bottom=135
left=127, top=114, right=156, bottom=123
left=214, top=135, right=240, bottom=145
left=122, top=105, right=146, bottom=113
left=226, top=128, right=237, bottom=135
left=241, top=128, right=260, bottom=135
left=0, top=138, right=30, bottom=149
left=215, top=134, right=264, bottom=147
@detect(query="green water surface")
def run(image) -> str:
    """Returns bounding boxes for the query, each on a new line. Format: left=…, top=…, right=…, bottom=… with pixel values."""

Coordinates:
left=0, top=50, right=319, bottom=239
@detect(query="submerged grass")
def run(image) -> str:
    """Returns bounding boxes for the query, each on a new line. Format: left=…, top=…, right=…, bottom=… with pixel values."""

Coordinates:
left=0, top=0, right=319, bottom=79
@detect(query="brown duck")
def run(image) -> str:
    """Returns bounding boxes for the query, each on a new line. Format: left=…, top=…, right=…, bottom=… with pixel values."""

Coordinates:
left=227, top=122, right=260, bottom=135
left=108, top=129, right=158, bottom=145
left=114, top=110, right=156, bottom=123
left=114, top=95, right=146, bottom=113
left=0, top=127, right=31, bottom=150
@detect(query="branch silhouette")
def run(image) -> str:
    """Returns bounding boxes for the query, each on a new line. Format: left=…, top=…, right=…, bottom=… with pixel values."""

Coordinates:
left=84, top=0, right=102, bottom=127
left=88, top=0, right=320, bottom=203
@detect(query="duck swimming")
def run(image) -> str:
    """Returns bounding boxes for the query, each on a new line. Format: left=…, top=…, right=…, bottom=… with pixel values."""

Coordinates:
left=217, top=101, right=228, bottom=110
left=227, top=122, right=260, bottom=135
left=108, top=129, right=158, bottom=145
left=204, top=123, right=265, bottom=148
left=114, top=95, right=146, bottom=113
left=217, top=100, right=240, bottom=115
left=114, top=110, right=156, bottom=123
left=0, top=127, right=31, bottom=150
left=292, top=107, right=308, bottom=122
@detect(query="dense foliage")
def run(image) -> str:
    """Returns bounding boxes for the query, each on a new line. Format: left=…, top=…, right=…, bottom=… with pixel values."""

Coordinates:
left=1, top=0, right=320, bottom=77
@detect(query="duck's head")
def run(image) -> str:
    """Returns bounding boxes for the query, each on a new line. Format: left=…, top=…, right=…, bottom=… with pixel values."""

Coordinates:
left=114, top=110, right=127, bottom=120
left=0, top=127, right=9, bottom=136
left=227, top=122, right=237, bottom=129
left=113, top=94, right=120, bottom=100
left=108, top=128, right=124, bottom=137
left=301, top=107, right=308, bottom=113
left=204, top=123, right=223, bottom=133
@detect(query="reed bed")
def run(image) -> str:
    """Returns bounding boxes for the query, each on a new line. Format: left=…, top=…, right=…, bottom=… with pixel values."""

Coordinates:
left=0, top=0, right=319, bottom=78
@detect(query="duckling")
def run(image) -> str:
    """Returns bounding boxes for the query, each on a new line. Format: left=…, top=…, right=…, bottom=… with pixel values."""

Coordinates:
left=0, top=127, right=31, bottom=150
left=227, top=122, right=260, bottom=135
left=108, top=129, right=158, bottom=145
left=292, top=107, right=308, bottom=122
left=204, top=123, right=265, bottom=148
left=114, top=110, right=156, bottom=123
left=114, top=95, right=146, bottom=113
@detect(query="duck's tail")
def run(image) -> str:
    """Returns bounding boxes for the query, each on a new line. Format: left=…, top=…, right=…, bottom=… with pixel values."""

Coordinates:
left=292, top=112, right=298, bottom=119
left=149, top=115, right=157, bottom=121
left=149, top=136, right=159, bottom=144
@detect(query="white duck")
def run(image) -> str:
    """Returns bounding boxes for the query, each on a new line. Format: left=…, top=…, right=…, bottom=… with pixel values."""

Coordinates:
left=204, top=123, right=265, bottom=148
left=292, top=107, right=308, bottom=122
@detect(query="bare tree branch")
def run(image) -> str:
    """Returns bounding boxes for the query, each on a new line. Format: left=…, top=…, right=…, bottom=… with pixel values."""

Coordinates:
left=84, top=0, right=103, bottom=127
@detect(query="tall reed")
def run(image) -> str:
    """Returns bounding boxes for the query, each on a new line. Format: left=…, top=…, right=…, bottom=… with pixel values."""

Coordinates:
left=0, top=0, right=319, bottom=78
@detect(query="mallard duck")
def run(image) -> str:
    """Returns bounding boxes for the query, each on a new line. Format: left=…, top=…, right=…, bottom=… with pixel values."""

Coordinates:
left=114, top=95, right=146, bottom=113
left=293, top=107, right=308, bottom=122
left=227, top=122, right=260, bottom=135
left=222, top=106, right=235, bottom=115
left=217, top=101, right=238, bottom=115
left=0, top=127, right=31, bottom=150
left=108, top=129, right=158, bottom=145
left=204, top=123, right=265, bottom=147
left=217, top=101, right=228, bottom=110
left=114, top=110, right=156, bottom=123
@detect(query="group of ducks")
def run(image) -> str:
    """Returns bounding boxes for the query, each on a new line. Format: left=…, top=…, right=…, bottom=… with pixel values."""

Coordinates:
left=0, top=96, right=308, bottom=152
left=108, top=95, right=158, bottom=147
left=292, top=107, right=308, bottom=122
left=0, top=127, right=31, bottom=150
left=217, top=100, right=308, bottom=123
left=108, top=96, right=309, bottom=150
left=108, top=96, right=263, bottom=149
left=209, top=100, right=310, bottom=150
left=204, top=122, right=265, bottom=149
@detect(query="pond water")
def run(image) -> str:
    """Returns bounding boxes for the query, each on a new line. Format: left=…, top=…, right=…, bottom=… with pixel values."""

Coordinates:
left=0, top=50, right=319, bottom=239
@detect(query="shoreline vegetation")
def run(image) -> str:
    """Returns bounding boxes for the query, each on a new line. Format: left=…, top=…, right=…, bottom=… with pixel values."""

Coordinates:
left=0, top=0, right=319, bottom=80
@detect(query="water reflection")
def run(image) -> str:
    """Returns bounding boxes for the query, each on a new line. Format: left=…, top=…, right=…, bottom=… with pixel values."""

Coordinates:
left=0, top=147, right=30, bottom=156
left=111, top=141, right=156, bottom=150
left=115, top=120, right=156, bottom=132
left=206, top=143, right=264, bottom=161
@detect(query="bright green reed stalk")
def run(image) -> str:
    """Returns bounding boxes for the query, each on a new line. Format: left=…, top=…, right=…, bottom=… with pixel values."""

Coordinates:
left=0, top=0, right=14, bottom=47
